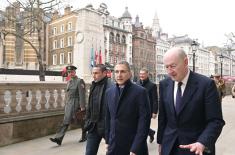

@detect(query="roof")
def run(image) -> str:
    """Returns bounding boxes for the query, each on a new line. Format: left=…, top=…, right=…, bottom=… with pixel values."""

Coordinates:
left=121, top=7, right=131, bottom=19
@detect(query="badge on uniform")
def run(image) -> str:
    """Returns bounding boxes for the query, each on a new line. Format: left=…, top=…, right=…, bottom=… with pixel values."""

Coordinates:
left=81, top=84, right=85, bottom=89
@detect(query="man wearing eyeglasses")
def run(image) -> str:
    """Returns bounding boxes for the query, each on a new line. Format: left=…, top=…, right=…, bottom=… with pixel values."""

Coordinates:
left=50, top=65, right=86, bottom=145
left=105, top=61, right=151, bottom=155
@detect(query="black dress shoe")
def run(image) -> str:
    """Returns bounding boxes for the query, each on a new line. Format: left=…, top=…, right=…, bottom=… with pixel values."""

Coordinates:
left=78, top=137, right=87, bottom=143
left=149, top=131, right=155, bottom=143
left=50, top=138, right=62, bottom=145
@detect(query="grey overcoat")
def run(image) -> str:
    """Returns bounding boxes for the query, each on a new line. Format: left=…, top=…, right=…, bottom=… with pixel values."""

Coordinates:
left=63, top=78, right=86, bottom=124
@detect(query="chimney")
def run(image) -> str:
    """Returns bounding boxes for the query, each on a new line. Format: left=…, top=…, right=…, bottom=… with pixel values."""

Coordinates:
left=64, top=6, right=71, bottom=15
left=52, top=10, right=59, bottom=19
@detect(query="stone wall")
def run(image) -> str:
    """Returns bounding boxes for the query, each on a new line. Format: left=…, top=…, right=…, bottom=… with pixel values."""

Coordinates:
left=0, top=82, right=88, bottom=146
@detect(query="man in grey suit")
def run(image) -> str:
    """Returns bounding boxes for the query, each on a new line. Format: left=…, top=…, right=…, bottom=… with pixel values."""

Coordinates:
left=157, top=47, right=225, bottom=155
left=50, top=65, right=86, bottom=145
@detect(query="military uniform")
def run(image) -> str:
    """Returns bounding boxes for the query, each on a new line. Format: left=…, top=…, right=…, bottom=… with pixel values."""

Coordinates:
left=50, top=65, right=86, bottom=145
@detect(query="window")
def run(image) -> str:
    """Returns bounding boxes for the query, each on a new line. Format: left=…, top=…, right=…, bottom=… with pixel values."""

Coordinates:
left=53, top=40, right=57, bottom=49
left=68, top=36, right=72, bottom=46
left=53, top=27, right=57, bottom=35
left=60, top=53, right=64, bottom=64
left=68, top=22, right=72, bottom=31
left=61, top=25, right=64, bottom=33
left=116, top=34, right=120, bottom=43
left=68, top=52, right=72, bottom=63
left=109, top=32, right=114, bottom=43
left=60, top=38, right=64, bottom=48
left=122, top=35, right=126, bottom=44
left=53, top=54, right=57, bottom=65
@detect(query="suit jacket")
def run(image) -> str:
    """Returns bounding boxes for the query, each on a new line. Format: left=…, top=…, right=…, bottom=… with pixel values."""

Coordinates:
left=137, top=78, right=158, bottom=114
left=157, top=71, right=225, bottom=155
left=105, top=80, right=151, bottom=155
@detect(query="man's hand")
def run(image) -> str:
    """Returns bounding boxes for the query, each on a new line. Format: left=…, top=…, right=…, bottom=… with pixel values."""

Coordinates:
left=158, top=144, right=161, bottom=155
left=80, top=107, right=85, bottom=111
left=179, top=142, right=205, bottom=155
left=152, top=113, right=157, bottom=119
left=105, top=144, right=109, bottom=152
left=130, top=152, right=136, bottom=155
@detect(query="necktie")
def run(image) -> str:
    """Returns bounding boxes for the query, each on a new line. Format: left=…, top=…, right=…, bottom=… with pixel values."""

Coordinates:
left=119, top=87, right=124, bottom=96
left=175, top=82, right=183, bottom=114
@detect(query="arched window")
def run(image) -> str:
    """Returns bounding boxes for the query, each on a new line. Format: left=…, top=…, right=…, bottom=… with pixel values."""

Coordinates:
left=121, top=35, right=126, bottom=44
left=116, top=34, right=120, bottom=43
left=109, top=32, right=114, bottom=43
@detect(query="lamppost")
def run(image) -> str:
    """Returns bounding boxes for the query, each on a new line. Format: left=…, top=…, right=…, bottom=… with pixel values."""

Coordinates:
left=191, top=40, right=199, bottom=72
left=219, top=54, right=224, bottom=77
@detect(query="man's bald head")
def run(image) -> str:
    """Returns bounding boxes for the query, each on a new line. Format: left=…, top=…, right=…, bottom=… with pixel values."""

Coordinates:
left=163, top=47, right=189, bottom=82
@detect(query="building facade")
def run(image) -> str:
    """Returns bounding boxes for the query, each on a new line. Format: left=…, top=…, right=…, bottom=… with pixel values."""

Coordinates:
left=132, top=15, right=156, bottom=81
left=1, top=2, right=47, bottom=70
left=103, top=7, right=132, bottom=69
left=48, top=5, right=106, bottom=82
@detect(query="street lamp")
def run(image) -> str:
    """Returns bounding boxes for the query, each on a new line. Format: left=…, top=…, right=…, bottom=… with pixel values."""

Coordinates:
left=191, top=40, right=199, bottom=72
left=219, top=54, right=224, bottom=77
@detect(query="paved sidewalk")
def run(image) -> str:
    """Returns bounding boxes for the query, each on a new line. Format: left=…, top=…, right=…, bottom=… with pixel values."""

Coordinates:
left=0, top=119, right=158, bottom=155
left=0, top=96, right=234, bottom=155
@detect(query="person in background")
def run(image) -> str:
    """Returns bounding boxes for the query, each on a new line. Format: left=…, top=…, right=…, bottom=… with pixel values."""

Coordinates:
left=105, top=61, right=151, bottom=155
left=85, top=64, right=113, bottom=155
left=137, top=68, right=158, bottom=143
left=213, top=74, right=226, bottom=103
left=231, top=83, right=235, bottom=98
left=157, top=47, right=225, bottom=155
left=50, top=65, right=87, bottom=145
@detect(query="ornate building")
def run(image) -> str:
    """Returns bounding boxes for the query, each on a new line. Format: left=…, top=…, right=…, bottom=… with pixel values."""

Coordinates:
left=48, top=4, right=133, bottom=82
left=132, top=15, right=156, bottom=81
left=103, top=7, right=132, bottom=68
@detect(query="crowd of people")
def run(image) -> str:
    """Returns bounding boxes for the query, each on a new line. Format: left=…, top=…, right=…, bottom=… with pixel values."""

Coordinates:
left=48, top=47, right=235, bottom=155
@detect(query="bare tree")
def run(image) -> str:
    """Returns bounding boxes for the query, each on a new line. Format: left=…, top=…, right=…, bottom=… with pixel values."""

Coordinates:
left=1, top=0, right=60, bottom=81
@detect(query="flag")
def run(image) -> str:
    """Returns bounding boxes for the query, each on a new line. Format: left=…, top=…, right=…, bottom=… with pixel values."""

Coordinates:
left=95, top=50, right=98, bottom=65
left=99, top=49, right=102, bottom=64
left=90, top=47, right=95, bottom=68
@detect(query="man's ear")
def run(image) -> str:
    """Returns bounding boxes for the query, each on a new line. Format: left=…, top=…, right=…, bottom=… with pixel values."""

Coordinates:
left=184, top=57, right=188, bottom=66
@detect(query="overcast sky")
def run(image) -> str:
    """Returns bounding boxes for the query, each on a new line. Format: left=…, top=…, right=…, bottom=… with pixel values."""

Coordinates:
left=1, top=0, right=235, bottom=47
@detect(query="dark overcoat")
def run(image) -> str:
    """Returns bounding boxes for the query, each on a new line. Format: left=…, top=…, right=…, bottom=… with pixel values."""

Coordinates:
left=137, top=78, right=158, bottom=114
left=105, top=80, right=151, bottom=155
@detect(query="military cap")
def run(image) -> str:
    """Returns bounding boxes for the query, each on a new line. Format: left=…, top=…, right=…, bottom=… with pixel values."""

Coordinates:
left=66, top=65, right=77, bottom=71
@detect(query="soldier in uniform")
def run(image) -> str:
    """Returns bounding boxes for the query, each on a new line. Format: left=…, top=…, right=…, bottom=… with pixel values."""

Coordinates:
left=213, top=74, right=226, bottom=103
left=50, top=65, right=86, bottom=145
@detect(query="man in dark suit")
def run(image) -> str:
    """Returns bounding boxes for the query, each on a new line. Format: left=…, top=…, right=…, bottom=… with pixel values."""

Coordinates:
left=157, top=47, right=225, bottom=155
left=137, top=68, right=158, bottom=143
left=105, top=61, right=151, bottom=155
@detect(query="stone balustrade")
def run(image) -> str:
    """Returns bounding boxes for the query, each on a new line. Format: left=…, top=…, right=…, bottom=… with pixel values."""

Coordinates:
left=0, top=82, right=88, bottom=146
left=0, top=82, right=67, bottom=122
